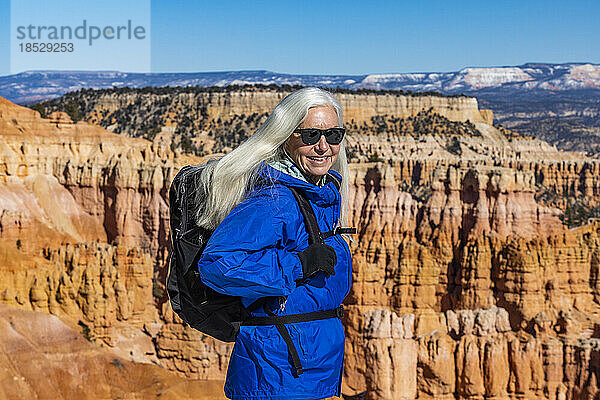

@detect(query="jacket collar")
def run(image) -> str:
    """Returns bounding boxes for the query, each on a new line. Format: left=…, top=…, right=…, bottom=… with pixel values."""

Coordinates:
left=258, top=162, right=341, bottom=207
left=267, top=151, right=326, bottom=187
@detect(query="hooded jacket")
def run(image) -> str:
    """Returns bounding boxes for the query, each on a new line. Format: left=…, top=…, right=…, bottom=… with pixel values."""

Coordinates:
left=197, top=162, right=352, bottom=400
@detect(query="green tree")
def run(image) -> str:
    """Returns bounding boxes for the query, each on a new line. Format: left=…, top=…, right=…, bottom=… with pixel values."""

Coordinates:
left=368, top=152, right=383, bottom=162
left=30, top=103, right=46, bottom=118
left=446, top=137, right=462, bottom=156
left=64, top=99, right=82, bottom=122
left=180, top=136, right=194, bottom=154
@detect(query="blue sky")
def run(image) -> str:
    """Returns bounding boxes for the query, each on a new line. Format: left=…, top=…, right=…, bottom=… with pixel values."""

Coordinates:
left=1, top=0, right=599, bottom=76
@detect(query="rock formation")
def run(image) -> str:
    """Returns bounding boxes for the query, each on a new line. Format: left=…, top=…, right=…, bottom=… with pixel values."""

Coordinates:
left=351, top=304, right=600, bottom=400
left=0, top=302, right=226, bottom=400
left=40, top=87, right=493, bottom=156
left=3, top=89, right=600, bottom=399
left=343, top=159, right=600, bottom=398
left=0, top=96, right=233, bottom=381
left=0, top=96, right=177, bottom=257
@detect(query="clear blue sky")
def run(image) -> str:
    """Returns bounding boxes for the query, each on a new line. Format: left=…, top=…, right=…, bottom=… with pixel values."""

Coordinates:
left=1, top=0, right=599, bottom=76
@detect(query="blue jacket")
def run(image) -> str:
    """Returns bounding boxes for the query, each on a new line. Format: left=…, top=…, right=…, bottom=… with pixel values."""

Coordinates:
left=197, top=162, right=352, bottom=400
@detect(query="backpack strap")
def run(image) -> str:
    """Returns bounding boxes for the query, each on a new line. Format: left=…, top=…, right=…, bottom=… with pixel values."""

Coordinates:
left=262, top=302, right=304, bottom=377
left=288, top=186, right=324, bottom=245
left=321, top=227, right=357, bottom=239
left=289, top=180, right=357, bottom=244
left=243, top=306, right=343, bottom=326
left=242, top=304, right=345, bottom=378
left=294, top=174, right=356, bottom=241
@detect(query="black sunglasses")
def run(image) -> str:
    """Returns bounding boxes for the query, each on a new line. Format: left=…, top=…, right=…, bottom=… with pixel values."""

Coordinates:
left=293, top=127, right=346, bottom=145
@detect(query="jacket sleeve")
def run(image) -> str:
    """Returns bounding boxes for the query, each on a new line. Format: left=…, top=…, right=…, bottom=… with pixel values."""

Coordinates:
left=197, top=189, right=303, bottom=298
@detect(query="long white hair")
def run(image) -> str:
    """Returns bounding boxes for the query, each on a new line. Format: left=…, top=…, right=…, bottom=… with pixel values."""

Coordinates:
left=195, top=87, right=349, bottom=231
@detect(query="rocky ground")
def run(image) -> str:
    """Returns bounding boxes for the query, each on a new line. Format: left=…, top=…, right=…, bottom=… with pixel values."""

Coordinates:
left=0, top=303, right=227, bottom=400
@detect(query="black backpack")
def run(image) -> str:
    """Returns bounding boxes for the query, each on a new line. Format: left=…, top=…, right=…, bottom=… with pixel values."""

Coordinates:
left=166, top=164, right=355, bottom=374
left=166, top=164, right=246, bottom=342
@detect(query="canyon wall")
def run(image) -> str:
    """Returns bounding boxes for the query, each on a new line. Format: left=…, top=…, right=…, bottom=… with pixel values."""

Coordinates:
left=2, top=90, right=600, bottom=399
left=0, top=97, right=233, bottom=380
left=343, top=161, right=600, bottom=398
left=78, top=89, right=493, bottom=127
left=42, top=87, right=494, bottom=156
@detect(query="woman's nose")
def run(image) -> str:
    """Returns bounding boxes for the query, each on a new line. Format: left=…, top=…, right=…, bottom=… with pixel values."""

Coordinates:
left=315, top=134, right=329, bottom=152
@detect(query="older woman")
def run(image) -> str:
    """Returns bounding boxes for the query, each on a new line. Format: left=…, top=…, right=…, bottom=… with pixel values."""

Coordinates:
left=196, top=87, right=352, bottom=400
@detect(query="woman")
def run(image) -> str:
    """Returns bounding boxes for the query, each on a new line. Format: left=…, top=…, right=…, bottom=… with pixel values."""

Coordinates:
left=196, top=87, right=352, bottom=400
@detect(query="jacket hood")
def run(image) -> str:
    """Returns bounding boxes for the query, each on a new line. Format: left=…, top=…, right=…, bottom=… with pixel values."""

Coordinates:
left=258, top=162, right=341, bottom=207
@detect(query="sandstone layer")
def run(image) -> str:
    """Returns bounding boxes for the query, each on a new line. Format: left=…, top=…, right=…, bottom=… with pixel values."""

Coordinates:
left=0, top=97, right=176, bottom=257
left=54, top=88, right=493, bottom=128
left=39, top=88, right=600, bottom=207
left=41, top=87, right=493, bottom=156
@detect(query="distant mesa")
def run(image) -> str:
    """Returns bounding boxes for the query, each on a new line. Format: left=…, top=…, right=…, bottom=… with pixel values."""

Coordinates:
left=1, top=63, right=599, bottom=104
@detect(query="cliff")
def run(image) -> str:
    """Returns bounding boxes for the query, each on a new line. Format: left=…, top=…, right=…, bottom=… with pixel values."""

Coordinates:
left=0, top=97, right=232, bottom=380
left=36, top=88, right=600, bottom=208
left=0, top=97, right=180, bottom=257
left=357, top=305, right=600, bottom=400
left=2, top=90, right=600, bottom=399
left=343, top=161, right=600, bottom=399
left=38, top=87, right=492, bottom=156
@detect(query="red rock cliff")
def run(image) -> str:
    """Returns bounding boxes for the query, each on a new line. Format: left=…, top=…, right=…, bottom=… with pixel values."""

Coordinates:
left=3, top=92, right=600, bottom=400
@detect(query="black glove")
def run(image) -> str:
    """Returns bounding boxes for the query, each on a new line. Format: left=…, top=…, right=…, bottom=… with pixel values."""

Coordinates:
left=297, top=243, right=337, bottom=280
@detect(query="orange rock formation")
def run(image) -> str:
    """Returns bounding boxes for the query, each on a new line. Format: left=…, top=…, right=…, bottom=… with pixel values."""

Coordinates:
left=2, top=92, right=600, bottom=399
left=343, top=161, right=600, bottom=399
left=0, top=302, right=226, bottom=400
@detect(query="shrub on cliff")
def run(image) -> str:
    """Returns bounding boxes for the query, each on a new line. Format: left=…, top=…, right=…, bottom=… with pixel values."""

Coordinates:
left=560, top=199, right=600, bottom=228
left=64, top=99, right=82, bottom=122
left=446, top=137, right=462, bottom=156
left=368, top=152, right=383, bottom=162
left=30, top=103, right=47, bottom=118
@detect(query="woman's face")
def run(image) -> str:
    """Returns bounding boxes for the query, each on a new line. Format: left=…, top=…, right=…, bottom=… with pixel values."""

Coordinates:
left=284, top=105, right=341, bottom=183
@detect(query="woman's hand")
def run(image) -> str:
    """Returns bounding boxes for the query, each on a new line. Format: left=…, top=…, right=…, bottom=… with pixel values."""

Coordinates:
left=297, top=243, right=337, bottom=279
